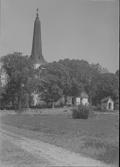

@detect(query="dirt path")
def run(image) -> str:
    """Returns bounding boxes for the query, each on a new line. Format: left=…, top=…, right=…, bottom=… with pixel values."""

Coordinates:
left=0, top=127, right=112, bottom=167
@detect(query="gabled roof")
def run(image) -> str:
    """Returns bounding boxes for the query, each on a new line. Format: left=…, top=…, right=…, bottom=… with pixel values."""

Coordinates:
left=80, top=92, right=88, bottom=98
left=101, top=96, right=113, bottom=103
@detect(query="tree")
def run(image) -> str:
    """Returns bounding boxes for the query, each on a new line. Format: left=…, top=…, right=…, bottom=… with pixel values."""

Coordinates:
left=93, top=73, right=119, bottom=105
left=40, top=75, right=63, bottom=107
left=58, top=59, right=88, bottom=96
left=36, top=62, right=71, bottom=107
left=1, top=52, right=35, bottom=110
left=84, top=63, right=109, bottom=105
left=115, top=69, right=119, bottom=78
left=58, top=59, right=109, bottom=105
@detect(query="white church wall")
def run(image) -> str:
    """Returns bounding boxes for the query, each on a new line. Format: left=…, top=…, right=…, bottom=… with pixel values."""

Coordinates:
left=82, top=98, right=89, bottom=105
left=76, top=97, right=80, bottom=105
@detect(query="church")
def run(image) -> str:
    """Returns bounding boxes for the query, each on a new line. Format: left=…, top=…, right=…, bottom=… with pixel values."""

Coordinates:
left=0, top=9, right=89, bottom=107
left=30, top=10, right=89, bottom=107
left=30, top=9, right=47, bottom=106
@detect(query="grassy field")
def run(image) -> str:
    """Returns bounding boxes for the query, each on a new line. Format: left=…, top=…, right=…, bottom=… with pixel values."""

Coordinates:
left=0, top=108, right=119, bottom=166
left=0, top=138, right=50, bottom=167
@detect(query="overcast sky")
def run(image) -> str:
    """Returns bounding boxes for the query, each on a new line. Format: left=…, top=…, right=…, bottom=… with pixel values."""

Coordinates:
left=1, top=0, right=119, bottom=73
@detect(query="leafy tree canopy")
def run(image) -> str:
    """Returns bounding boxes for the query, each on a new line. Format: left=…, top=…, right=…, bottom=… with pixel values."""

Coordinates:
left=93, top=72, right=119, bottom=105
left=1, top=54, right=118, bottom=108
left=36, top=62, right=71, bottom=105
left=58, top=59, right=109, bottom=105
left=1, top=52, right=35, bottom=110
left=115, top=69, right=119, bottom=78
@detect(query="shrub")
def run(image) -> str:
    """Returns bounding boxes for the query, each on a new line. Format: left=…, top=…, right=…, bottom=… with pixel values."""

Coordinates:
left=47, top=103, right=52, bottom=108
left=96, top=105, right=103, bottom=111
left=37, top=101, right=47, bottom=109
left=99, top=106, right=109, bottom=112
left=66, top=102, right=72, bottom=107
left=89, top=106, right=97, bottom=111
left=71, top=107, right=79, bottom=118
left=72, top=105, right=90, bottom=119
left=54, top=102, right=64, bottom=108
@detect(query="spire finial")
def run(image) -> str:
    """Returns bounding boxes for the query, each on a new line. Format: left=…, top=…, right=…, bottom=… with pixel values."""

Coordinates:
left=36, top=8, right=39, bottom=17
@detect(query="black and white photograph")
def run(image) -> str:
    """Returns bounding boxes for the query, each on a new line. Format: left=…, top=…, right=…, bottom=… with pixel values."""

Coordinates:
left=0, top=0, right=119, bottom=166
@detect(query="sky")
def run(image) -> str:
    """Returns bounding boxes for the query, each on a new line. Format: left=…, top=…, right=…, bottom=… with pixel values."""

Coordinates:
left=0, top=0, right=119, bottom=73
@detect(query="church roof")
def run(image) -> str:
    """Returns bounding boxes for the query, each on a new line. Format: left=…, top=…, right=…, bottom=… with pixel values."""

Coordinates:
left=80, top=92, right=88, bottom=98
left=30, top=54, right=47, bottom=65
left=101, top=96, right=114, bottom=103
left=30, top=9, right=47, bottom=66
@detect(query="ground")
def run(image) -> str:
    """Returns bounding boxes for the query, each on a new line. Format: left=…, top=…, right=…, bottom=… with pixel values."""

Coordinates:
left=0, top=108, right=119, bottom=166
left=0, top=126, right=109, bottom=167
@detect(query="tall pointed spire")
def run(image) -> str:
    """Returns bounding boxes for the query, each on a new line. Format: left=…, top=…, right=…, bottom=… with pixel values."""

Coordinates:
left=30, top=9, right=46, bottom=68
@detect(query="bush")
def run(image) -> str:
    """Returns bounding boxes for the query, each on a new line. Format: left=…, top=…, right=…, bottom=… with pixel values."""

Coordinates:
left=66, top=102, right=72, bottom=107
left=89, top=106, right=97, bottom=111
left=47, top=103, right=52, bottom=108
left=37, top=101, right=47, bottom=109
left=96, top=105, right=103, bottom=111
left=91, top=105, right=103, bottom=111
left=72, top=105, right=90, bottom=119
left=54, top=102, right=64, bottom=108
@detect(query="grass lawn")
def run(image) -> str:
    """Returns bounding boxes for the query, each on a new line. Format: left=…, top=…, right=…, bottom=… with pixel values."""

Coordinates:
left=0, top=109, right=119, bottom=166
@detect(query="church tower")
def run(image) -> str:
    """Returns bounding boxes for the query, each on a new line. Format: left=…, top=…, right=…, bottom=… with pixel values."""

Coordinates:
left=30, top=9, right=46, bottom=68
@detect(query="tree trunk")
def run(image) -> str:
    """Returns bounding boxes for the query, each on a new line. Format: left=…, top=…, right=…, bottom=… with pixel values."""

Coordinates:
left=12, top=98, right=14, bottom=109
left=89, top=92, right=92, bottom=106
left=18, top=91, right=22, bottom=111
left=52, top=99, right=54, bottom=108
left=64, top=96, right=67, bottom=106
